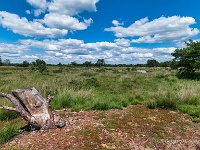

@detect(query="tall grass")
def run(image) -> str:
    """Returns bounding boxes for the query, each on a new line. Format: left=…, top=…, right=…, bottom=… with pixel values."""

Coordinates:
left=146, top=75, right=200, bottom=117
left=0, top=121, right=21, bottom=144
left=0, top=66, right=199, bottom=115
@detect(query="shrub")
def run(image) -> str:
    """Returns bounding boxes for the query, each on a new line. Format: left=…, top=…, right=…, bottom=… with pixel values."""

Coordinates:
left=31, top=59, right=48, bottom=73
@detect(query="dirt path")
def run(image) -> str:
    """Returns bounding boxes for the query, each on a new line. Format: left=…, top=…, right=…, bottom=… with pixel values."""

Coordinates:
left=1, top=105, right=200, bottom=150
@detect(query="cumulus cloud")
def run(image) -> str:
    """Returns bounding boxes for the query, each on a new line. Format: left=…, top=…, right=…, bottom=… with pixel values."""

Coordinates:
left=0, top=36, right=179, bottom=64
left=105, top=16, right=199, bottom=43
left=16, top=39, right=175, bottom=64
left=112, top=20, right=124, bottom=26
left=114, top=39, right=130, bottom=47
left=0, top=11, right=68, bottom=38
left=48, top=0, right=99, bottom=16
left=153, top=47, right=176, bottom=54
left=20, top=39, right=84, bottom=51
left=26, top=0, right=99, bottom=20
left=21, top=55, right=39, bottom=60
left=0, top=0, right=99, bottom=38
left=43, top=13, right=93, bottom=30
left=132, top=53, right=153, bottom=58
left=0, top=43, right=30, bottom=63
left=0, top=43, right=28, bottom=54
left=26, top=0, right=48, bottom=16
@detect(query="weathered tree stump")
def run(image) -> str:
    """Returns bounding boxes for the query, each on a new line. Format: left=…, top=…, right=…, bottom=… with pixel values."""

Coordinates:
left=0, top=87, right=66, bottom=130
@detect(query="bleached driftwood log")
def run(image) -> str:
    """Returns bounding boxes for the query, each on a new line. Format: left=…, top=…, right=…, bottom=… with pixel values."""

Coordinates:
left=0, top=87, right=66, bottom=130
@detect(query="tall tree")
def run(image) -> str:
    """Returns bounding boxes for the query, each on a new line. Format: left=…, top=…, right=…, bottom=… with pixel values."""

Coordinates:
left=96, top=59, right=105, bottom=67
left=83, top=61, right=92, bottom=67
left=70, top=61, right=78, bottom=66
left=3, top=59, right=11, bottom=66
left=21, top=60, right=30, bottom=67
left=31, top=59, right=48, bottom=73
left=146, top=59, right=159, bottom=67
left=171, top=40, right=200, bottom=78
left=0, top=56, right=2, bottom=66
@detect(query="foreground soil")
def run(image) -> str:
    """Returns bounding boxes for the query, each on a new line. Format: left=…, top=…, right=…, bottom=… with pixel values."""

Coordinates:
left=1, top=105, right=200, bottom=150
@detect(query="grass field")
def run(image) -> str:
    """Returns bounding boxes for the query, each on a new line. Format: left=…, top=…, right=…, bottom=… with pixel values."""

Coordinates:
left=0, top=66, right=200, bottom=144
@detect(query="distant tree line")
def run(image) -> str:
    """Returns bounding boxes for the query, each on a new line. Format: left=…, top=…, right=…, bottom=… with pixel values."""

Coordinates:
left=0, top=56, right=177, bottom=68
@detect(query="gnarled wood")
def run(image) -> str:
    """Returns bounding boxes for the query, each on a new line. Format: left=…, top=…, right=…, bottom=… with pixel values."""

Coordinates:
left=0, top=87, right=66, bottom=130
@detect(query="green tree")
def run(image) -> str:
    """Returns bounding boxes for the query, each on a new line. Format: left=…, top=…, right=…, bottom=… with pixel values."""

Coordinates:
left=146, top=59, right=159, bottom=67
left=57, top=62, right=64, bottom=73
left=31, top=59, right=48, bottom=73
left=70, top=61, right=78, bottom=66
left=0, top=56, right=2, bottom=66
left=83, top=61, right=92, bottom=67
left=21, top=61, right=30, bottom=67
left=3, top=59, right=11, bottom=66
left=96, top=59, right=105, bottom=67
left=171, top=40, right=200, bottom=78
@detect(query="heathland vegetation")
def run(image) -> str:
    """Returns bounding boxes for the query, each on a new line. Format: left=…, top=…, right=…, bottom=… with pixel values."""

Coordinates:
left=0, top=40, right=200, bottom=145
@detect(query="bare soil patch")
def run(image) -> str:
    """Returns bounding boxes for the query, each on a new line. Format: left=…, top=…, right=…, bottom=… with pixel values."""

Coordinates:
left=1, top=105, right=200, bottom=150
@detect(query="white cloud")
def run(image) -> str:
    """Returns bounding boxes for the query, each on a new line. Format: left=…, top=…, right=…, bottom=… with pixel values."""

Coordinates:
left=0, top=43, right=28, bottom=54
left=48, top=0, right=99, bottom=16
left=1, top=38, right=177, bottom=64
left=114, top=39, right=130, bottom=47
left=135, top=53, right=153, bottom=58
left=0, top=0, right=99, bottom=38
left=105, top=16, right=199, bottom=43
left=25, top=10, right=31, bottom=14
left=44, top=13, right=93, bottom=30
left=20, top=39, right=84, bottom=50
left=0, top=11, right=68, bottom=38
left=17, top=39, right=174, bottom=64
left=175, top=41, right=187, bottom=48
left=21, top=55, right=39, bottom=60
left=112, top=20, right=124, bottom=26
left=153, top=47, right=176, bottom=54
left=120, top=47, right=150, bottom=54
left=26, top=0, right=48, bottom=16
left=121, top=53, right=153, bottom=58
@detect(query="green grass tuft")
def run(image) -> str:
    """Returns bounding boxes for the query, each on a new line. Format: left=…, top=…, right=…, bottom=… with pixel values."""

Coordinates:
left=0, top=110, right=19, bottom=121
left=0, top=121, right=20, bottom=144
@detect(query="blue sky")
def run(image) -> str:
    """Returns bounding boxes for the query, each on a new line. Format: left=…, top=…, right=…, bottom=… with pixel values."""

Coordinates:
left=0, top=0, right=199, bottom=64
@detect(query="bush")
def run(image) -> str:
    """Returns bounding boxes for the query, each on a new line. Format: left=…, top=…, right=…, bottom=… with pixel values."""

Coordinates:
left=31, top=59, right=48, bottom=73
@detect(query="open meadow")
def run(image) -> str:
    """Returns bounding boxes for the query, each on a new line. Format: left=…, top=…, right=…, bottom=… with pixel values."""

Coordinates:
left=0, top=66, right=200, bottom=149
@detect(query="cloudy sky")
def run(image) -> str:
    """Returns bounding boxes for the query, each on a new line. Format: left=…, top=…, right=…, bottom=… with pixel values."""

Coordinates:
left=0, top=0, right=199, bottom=64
